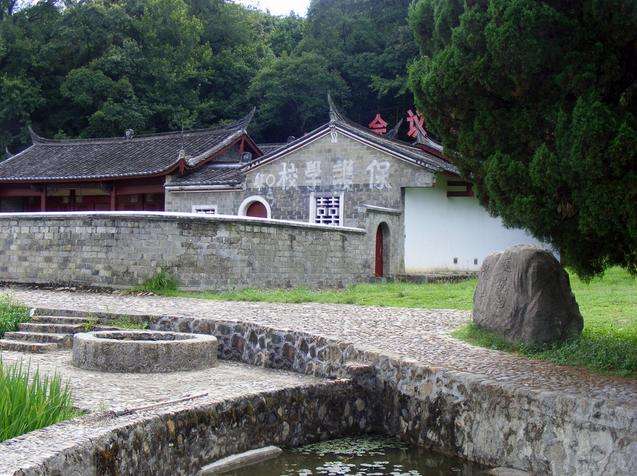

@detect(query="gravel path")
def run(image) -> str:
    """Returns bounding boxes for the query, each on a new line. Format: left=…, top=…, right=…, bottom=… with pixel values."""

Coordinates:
left=0, top=350, right=322, bottom=412
left=4, top=288, right=636, bottom=406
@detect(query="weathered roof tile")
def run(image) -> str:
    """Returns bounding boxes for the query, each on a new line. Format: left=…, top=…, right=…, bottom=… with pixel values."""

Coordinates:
left=0, top=111, right=254, bottom=182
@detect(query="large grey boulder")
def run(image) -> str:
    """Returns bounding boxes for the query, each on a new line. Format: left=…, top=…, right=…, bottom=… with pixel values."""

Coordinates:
left=473, top=245, right=583, bottom=345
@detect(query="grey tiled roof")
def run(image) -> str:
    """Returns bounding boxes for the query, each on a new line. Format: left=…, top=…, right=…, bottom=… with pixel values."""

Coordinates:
left=257, top=143, right=287, bottom=154
left=246, top=96, right=459, bottom=175
left=168, top=164, right=245, bottom=187
left=0, top=111, right=254, bottom=182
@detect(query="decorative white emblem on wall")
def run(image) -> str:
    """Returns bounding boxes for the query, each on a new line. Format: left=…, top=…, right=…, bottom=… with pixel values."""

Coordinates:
left=313, top=193, right=342, bottom=226
left=366, top=159, right=391, bottom=190
left=333, top=159, right=354, bottom=190
left=304, top=160, right=322, bottom=188
left=277, top=163, right=298, bottom=190
left=330, top=130, right=338, bottom=143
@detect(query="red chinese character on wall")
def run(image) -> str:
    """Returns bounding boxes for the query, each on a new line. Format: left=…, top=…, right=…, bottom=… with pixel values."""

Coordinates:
left=368, top=113, right=388, bottom=135
left=406, top=109, right=425, bottom=138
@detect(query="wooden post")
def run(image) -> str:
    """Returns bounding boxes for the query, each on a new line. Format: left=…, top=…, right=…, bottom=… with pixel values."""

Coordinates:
left=110, top=183, right=116, bottom=211
left=40, top=185, right=47, bottom=212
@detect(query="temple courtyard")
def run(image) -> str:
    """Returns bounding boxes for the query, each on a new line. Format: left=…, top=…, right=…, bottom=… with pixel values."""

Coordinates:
left=5, top=287, right=636, bottom=404
left=1, top=285, right=635, bottom=475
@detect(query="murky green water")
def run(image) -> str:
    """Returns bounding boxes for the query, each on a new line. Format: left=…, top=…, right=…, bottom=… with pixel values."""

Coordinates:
left=226, top=436, right=487, bottom=475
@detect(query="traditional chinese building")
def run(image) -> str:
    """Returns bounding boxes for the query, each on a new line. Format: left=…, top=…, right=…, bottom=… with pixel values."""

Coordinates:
left=166, top=98, right=543, bottom=274
left=0, top=99, right=542, bottom=275
left=0, top=111, right=260, bottom=213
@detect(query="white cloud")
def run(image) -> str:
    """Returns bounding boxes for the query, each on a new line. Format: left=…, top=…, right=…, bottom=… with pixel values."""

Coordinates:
left=236, top=0, right=310, bottom=16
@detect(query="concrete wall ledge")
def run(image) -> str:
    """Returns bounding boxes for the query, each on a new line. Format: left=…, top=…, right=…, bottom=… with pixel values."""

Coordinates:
left=0, top=211, right=367, bottom=234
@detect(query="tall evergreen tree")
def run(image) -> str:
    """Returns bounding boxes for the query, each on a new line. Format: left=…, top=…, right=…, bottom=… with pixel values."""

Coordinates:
left=408, top=0, right=636, bottom=277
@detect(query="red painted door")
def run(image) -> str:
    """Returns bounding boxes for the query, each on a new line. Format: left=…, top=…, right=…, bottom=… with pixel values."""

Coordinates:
left=246, top=201, right=268, bottom=218
left=375, top=225, right=384, bottom=277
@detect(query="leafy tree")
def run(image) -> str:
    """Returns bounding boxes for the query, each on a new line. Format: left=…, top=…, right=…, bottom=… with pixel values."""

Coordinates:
left=0, top=0, right=274, bottom=157
left=0, top=0, right=422, bottom=159
left=247, top=52, right=349, bottom=141
left=267, top=13, right=304, bottom=57
left=408, top=0, right=637, bottom=277
left=301, top=0, right=418, bottom=125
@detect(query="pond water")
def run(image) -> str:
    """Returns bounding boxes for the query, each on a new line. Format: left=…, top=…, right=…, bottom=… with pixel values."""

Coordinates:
left=226, top=436, right=488, bottom=476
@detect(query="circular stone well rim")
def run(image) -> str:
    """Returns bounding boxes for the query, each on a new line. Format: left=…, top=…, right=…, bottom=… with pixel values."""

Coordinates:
left=72, top=330, right=218, bottom=373
left=90, top=330, right=200, bottom=342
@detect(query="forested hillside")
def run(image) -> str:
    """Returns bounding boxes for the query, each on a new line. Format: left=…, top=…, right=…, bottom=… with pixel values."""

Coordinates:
left=0, top=0, right=417, bottom=157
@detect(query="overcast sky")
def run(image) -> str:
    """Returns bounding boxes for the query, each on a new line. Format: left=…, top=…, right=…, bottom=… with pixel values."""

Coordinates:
left=236, top=0, right=310, bottom=16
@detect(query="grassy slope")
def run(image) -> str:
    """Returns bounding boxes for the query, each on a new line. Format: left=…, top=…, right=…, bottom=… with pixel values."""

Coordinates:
left=146, top=268, right=636, bottom=377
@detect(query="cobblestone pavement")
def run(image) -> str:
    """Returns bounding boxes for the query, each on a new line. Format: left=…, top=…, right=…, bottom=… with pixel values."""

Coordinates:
left=0, top=349, right=323, bottom=412
left=3, top=288, right=636, bottom=406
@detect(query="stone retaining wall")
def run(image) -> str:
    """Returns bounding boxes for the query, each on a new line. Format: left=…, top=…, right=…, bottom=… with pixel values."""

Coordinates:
left=0, top=212, right=370, bottom=290
left=0, top=380, right=376, bottom=476
left=150, top=312, right=635, bottom=475
left=4, top=308, right=632, bottom=476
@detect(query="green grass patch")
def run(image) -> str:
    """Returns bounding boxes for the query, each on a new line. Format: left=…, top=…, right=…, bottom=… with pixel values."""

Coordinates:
left=0, top=360, right=78, bottom=442
left=452, top=267, right=637, bottom=377
left=111, top=316, right=148, bottom=330
left=133, top=270, right=178, bottom=294
left=154, top=279, right=477, bottom=309
left=0, top=294, right=30, bottom=338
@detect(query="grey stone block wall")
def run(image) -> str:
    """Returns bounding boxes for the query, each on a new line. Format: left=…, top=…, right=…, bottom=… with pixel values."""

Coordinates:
left=0, top=213, right=371, bottom=290
left=165, top=189, right=243, bottom=215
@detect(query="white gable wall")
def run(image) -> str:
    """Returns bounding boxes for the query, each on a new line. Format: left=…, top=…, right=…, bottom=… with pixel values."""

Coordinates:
left=404, top=174, right=544, bottom=272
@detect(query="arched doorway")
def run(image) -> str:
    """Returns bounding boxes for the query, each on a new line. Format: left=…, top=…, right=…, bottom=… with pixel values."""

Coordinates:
left=238, top=196, right=271, bottom=219
left=246, top=201, right=268, bottom=218
left=375, top=222, right=390, bottom=277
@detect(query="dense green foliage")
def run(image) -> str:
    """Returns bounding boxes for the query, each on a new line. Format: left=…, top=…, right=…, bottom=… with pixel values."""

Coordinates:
left=149, top=267, right=636, bottom=377
left=0, top=359, right=77, bottom=442
left=1, top=0, right=419, bottom=152
left=0, top=294, right=30, bottom=337
left=408, top=0, right=637, bottom=278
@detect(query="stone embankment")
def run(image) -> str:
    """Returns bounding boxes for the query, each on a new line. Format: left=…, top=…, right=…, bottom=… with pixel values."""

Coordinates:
left=0, top=296, right=634, bottom=476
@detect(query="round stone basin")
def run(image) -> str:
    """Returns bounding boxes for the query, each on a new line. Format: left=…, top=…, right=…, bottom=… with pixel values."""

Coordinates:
left=72, top=330, right=218, bottom=373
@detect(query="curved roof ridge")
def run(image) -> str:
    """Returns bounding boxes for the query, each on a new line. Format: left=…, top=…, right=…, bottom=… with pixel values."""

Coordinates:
left=28, top=108, right=256, bottom=146
left=327, top=92, right=347, bottom=123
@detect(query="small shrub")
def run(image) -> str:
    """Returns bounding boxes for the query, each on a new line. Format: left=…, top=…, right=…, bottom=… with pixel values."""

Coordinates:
left=134, top=270, right=178, bottom=293
left=0, top=295, right=30, bottom=338
left=0, top=360, right=77, bottom=442
left=82, top=317, right=99, bottom=332
left=111, top=316, right=148, bottom=330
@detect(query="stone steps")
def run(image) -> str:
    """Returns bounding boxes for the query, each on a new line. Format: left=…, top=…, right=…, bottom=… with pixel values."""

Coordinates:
left=32, top=315, right=95, bottom=325
left=0, top=314, right=118, bottom=354
left=18, top=322, right=86, bottom=334
left=0, top=339, right=59, bottom=353
left=4, top=331, right=73, bottom=347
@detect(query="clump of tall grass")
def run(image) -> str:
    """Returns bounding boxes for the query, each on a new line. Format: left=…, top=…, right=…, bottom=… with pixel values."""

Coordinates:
left=0, top=294, right=30, bottom=338
left=133, top=270, right=178, bottom=293
left=0, top=360, right=77, bottom=442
